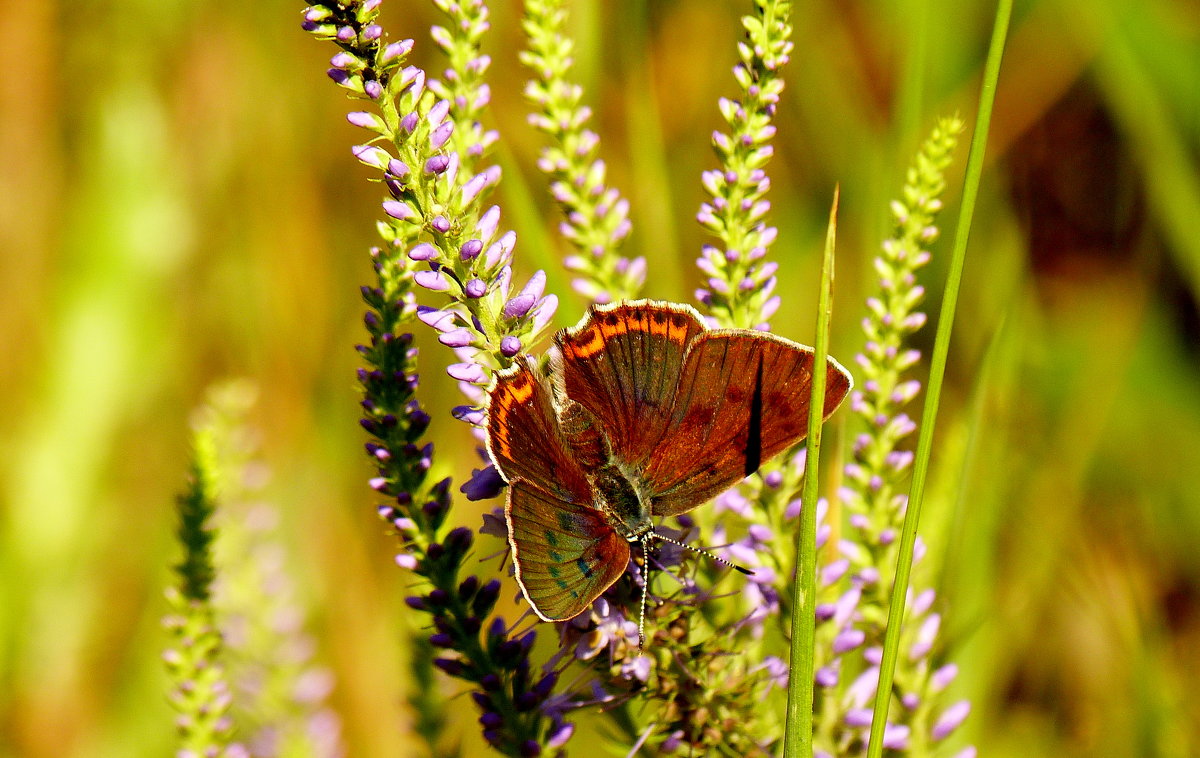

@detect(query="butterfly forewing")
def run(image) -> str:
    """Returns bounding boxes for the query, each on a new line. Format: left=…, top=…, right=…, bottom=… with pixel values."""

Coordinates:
left=487, top=358, right=592, bottom=503
left=554, top=300, right=704, bottom=471
left=643, top=331, right=853, bottom=516
left=506, top=480, right=632, bottom=621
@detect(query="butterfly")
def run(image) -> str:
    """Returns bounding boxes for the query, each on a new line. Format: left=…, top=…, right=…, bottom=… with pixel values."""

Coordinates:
left=485, top=300, right=852, bottom=631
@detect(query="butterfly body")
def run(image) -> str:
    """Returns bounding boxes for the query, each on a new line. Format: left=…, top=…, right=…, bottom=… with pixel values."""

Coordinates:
left=485, top=300, right=852, bottom=623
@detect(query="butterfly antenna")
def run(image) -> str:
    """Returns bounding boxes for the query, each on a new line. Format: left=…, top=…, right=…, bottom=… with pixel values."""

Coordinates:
left=638, top=534, right=651, bottom=649
left=648, top=532, right=755, bottom=575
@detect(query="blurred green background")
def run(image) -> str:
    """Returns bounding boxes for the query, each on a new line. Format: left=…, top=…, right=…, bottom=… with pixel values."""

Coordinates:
left=2, top=0, right=1198, bottom=755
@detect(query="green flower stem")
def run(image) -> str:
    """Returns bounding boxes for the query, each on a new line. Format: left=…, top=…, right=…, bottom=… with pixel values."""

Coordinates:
left=864, top=1, right=1012, bottom=755
left=784, top=186, right=839, bottom=758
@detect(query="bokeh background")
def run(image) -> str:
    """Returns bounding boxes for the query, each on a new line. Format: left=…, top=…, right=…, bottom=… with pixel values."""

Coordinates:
left=2, top=0, right=1198, bottom=755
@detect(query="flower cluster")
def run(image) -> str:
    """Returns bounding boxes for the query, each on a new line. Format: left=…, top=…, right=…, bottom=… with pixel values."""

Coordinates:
left=520, top=0, right=644, bottom=303
left=308, top=0, right=556, bottom=401
left=307, top=2, right=973, bottom=756
left=166, top=385, right=347, bottom=758
left=218, top=504, right=345, bottom=757
left=808, top=117, right=973, bottom=757
left=306, top=2, right=571, bottom=753
left=695, top=0, right=793, bottom=330
left=165, top=418, right=245, bottom=758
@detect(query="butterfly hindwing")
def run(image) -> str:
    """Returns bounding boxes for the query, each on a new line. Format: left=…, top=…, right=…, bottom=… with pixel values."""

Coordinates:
left=554, top=300, right=705, bottom=471
left=506, top=479, right=632, bottom=621
left=643, top=330, right=853, bottom=516
left=486, top=358, right=592, bottom=503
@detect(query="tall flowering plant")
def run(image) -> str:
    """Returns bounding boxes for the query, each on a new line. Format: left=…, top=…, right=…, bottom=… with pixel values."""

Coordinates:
left=299, top=0, right=975, bottom=755
left=166, top=386, right=344, bottom=758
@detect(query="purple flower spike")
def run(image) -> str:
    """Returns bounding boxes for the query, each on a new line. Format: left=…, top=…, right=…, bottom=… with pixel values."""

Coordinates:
left=500, top=337, right=522, bottom=357
left=425, top=155, right=450, bottom=175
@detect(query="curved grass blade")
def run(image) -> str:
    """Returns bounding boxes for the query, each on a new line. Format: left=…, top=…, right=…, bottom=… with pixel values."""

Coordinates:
left=864, top=1, right=1014, bottom=756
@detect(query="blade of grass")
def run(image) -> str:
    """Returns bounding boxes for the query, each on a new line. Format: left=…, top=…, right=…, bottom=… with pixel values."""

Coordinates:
left=864, top=1, right=1013, bottom=755
left=783, top=185, right=839, bottom=758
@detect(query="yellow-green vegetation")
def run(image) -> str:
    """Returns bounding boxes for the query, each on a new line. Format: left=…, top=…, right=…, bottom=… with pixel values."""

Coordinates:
left=1, top=1, right=1197, bottom=756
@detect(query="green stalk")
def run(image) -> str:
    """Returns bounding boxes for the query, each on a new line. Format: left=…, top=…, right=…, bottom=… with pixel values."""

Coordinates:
left=864, top=1, right=1012, bottom=756
left=783, top=185, right=839, bottom=757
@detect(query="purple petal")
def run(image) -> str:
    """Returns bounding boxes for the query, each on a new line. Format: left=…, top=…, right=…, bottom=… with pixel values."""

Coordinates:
left=545, top=721, right=574, bottom=749
left=517, top=270, right=547, bottom=301
left=460, top=239, right=483, bottom=260
left=530, top=295, right=558, bottom=333
left=883, top=724, right=910, bottom=750
left=447, top=362, right=487, bottom=384
left=500, top=336, right=522, bottom=357
left=408, top=243, right=438, bottom=261
left=438, top=328, right=473, bottom=348
left=382, top=39, right=414, bottom=62
left=503, top=295, right=535, bottom=319
left=475, top=205, right=500, bottom=242
left=932, top=663, right=959, bottom=691
left=461, top=465, right=505, bottom=500
left=414, top=270, right=449, bottom=291
left=382, top=201, right=414, bottom=220
left=832, top=628, right=865, bottom=653
left=451, top=405, right=485, bottom=426
left=416, top=306, right=456, bottom=331
left=932, top=700, right=971, bottom=740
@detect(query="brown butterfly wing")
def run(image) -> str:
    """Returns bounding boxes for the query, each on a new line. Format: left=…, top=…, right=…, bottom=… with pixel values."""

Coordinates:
left=554, top=300, right=705, bottom=471
left=642, top=330, right=853, bottom=517
left=486, top=358, right=592, bottom=503
left=506, top=479, right=631, bottom=621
